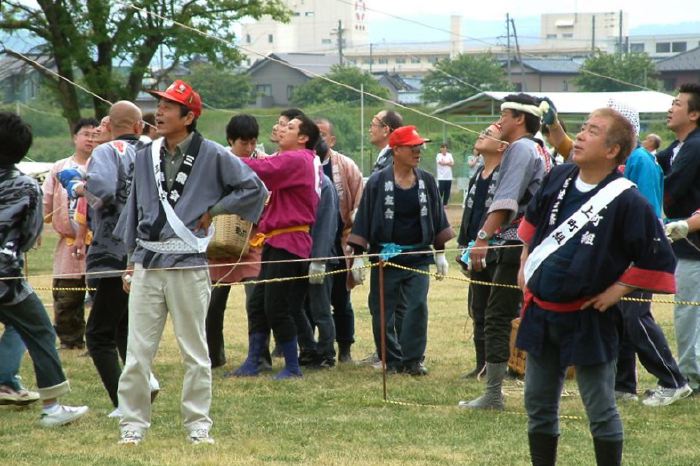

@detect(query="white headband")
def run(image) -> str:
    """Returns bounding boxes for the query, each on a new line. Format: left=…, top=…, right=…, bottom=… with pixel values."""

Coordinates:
left=501, top=100, right=550, bottom=118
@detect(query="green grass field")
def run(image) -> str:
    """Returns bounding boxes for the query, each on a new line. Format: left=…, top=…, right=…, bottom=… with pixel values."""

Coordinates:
left=1, top=230, right=699, bottom=465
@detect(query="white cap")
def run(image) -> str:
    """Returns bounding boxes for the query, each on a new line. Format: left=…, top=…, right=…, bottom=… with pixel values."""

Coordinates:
left=607, top=98, right=640, bottom=137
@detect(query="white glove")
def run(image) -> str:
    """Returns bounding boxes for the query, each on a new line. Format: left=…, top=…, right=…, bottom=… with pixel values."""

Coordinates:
left=351, top=256, right=366, bottom=285
left=665, top=220, right=689, bottom=242
left=308, top=261, right=326, bottom=285
left=434, top=252, right=448, bottom=280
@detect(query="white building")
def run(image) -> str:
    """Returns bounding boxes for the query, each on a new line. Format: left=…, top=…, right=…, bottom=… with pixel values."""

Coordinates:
left=541, top=11, right=627, bottom=53
left=240, top=0, right=369, bottom=65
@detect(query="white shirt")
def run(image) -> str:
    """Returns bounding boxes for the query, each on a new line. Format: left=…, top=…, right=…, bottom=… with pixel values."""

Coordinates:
left=436, top=152, right=454, bottom=180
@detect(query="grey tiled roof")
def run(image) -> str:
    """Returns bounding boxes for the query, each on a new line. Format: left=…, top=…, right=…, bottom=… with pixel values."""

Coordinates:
left=656, top=46, right=700, bottom=71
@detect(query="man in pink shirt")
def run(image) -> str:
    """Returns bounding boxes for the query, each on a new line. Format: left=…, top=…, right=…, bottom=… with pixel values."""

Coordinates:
left=232, top=114, right=321, bottom=379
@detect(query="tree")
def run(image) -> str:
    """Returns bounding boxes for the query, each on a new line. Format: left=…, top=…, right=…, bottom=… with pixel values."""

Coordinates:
left=291, top=65, right=390, bottom=106
left=188, top=63, right=251, bottom=109
left=421, top=53, right=511, bottom=105
left=0, top=1, right=288, bottom=129
left=575, top=52, right=659, bottom=92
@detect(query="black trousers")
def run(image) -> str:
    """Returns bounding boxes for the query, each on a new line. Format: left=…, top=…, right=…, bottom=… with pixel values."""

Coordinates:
left=330, top=261, right=355, bottom=345
left=85, top=276, right=129, bottom=407
left=483, top=246, right=522, bottom=363
left=615, top=290, right=686, bottom=392
left=248, top=245, right=309, bottom=343
left=438, top=180, right=452, bottom=206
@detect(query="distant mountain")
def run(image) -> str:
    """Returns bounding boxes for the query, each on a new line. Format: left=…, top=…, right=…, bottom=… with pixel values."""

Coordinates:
left=368, top=15, right=541, bottom=48
left=630, top=22, right=700, bottom=36
left=368, top=15, right=700, bottom=48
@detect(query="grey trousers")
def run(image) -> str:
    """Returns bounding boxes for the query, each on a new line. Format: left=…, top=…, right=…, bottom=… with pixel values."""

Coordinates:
left=674, top=258, right=700, bottom=390
left=524, top=319, right=623, bottom=442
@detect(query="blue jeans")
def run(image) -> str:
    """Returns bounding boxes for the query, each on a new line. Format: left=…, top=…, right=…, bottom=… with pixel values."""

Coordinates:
left=0, top=325, right=26, bottom=390
left=524, top=318, right=623, bottom=441
left=0, top=293, right=70, bottom=399
left=674, top=258, right=700, bottom=390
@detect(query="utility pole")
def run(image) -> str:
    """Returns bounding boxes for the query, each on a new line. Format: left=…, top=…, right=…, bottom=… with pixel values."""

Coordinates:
left=591, top=15, right=596, bottom=52
left=510, top=18, right=526, bottom=91
left=332, top=20, right=345, bottom=65
left=369, top=43, right=373, bottom=73
left=618, top=10, right=623, bottom=56
left=506, top=13, right=511, bottom=85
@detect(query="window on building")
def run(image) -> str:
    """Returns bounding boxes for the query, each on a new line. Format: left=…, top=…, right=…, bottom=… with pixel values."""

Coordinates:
left=363, top=58, right=373, bottom=65
left=630, top=43, right=645, bottom=53
left=378, top=57, right=388, bottom=64
left=256, top=84, right=272, bottom=96
left=246, top=34, right=251, bottom=44
left=287, top=85, right=295, bottom=100
left=410, top=56, right=421, bottom=64
left=546, top=34, right=557, bottom=39
left=562, top=33, right=573, bottom=38
left=305, top=11, right=314, bottom=17
left=428, top=56, right=439, bottom=64
left=672, top=41, right=687, bottom=53
left=321, top=38, right=331, bottom=44
left=268, top=34, right=274, bottom=44
left=396, top=57, right=406, bottom=64
left=656, top=42, right=670, bottom=53
left=663, top=78, right=676, bottom=91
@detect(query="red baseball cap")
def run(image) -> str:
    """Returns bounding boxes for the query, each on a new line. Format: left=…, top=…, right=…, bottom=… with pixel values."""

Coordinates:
left=147, top=80, right=202, bottom=118
left=389, top=125, right=431, bottom=148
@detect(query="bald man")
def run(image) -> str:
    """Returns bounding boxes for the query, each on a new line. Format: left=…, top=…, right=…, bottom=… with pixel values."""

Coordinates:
left=74, top=101, right=158, bottom=416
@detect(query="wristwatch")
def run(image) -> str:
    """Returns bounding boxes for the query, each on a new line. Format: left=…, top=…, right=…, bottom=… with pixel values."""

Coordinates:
left=477, top=229, right=490, bottom=241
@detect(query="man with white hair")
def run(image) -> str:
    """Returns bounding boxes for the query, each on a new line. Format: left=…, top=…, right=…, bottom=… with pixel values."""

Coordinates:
left=606, top=99, right=691, bottom=407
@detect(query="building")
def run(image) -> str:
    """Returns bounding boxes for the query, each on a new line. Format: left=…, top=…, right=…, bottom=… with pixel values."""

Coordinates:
left=629, top=34, right=700, bottom=58
left=247, top=53, right=341, bottom=107
left=240, top=0, right=369, bottom=66
left=0, top=54, right=53, bottom=103
left=506, top=58, right=583, bottom=92
left=656, top=46, right=700, bottom=90
left=541, top=12, right=627, bottom=53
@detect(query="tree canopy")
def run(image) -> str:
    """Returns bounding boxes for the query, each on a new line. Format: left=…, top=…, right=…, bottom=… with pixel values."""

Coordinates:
left=188, top=63, right=251, bottom=109
left=291, top=65, right=390, bottom=107
left=421, top=53, right=511, bottom=105
left=0, top=1, right=288, bottom=128
left=575, top=52, right=659, bottom=92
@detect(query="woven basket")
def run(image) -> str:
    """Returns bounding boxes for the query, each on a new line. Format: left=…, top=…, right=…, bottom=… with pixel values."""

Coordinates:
left=508, top=317, right=575, bottom=379
left=206, top=214, right=252, bottom=260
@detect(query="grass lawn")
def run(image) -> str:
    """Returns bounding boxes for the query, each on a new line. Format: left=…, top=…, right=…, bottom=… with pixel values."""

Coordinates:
left=1, top=231, right=699, bottom=465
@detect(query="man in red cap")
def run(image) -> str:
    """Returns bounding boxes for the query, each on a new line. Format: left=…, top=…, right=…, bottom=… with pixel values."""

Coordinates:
left=114, top=80, right=268, bottom=445
left=348, top=125, right=454, bottom=375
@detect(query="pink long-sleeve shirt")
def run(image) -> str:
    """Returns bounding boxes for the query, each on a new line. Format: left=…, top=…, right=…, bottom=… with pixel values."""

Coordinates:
left=242, top=149, right=320, bottom=258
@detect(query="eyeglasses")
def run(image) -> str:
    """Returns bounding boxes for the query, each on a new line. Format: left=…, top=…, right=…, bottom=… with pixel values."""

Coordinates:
left=399, top=144, right=423, bottom=154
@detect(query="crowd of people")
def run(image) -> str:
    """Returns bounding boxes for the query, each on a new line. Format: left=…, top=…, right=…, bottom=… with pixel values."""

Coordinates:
left=1, top=78, right=699, bottom=465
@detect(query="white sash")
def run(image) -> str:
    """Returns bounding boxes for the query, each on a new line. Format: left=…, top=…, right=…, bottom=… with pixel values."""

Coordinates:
left=140, top=137, right=213, bottom=254
left=524, top=177, right=634, bottom=284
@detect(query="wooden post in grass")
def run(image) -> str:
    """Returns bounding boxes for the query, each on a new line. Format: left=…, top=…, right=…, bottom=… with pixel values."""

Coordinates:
left=379, top=260, right=387, bottom=401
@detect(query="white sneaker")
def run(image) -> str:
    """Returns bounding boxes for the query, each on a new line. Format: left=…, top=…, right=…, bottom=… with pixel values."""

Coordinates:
left=39, top=405, right=89, bottom=427
left=119, top=430, right=143, bottom=445
left=107, top=407, right=123, bottom=418
left=149, top=372, right=160, bottom=402
left=189, top=428, right=214, bottom=445
left=642, top=384, right=692, bottom=407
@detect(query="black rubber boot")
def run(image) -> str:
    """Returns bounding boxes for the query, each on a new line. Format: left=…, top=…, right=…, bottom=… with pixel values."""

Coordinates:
left=338, top=342, right=352, bottom=363
left=593, top=438, right=623, bottom=466
left=528, top=432, right=558, bottom=466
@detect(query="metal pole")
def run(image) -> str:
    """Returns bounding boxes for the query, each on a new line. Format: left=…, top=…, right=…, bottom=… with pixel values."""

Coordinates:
left=360, top=83, right=365, bottom=175
left=506, top=13, right=511, bottom=85
left=379, top=260, right=387, bottom=401
left=591, top=15, right=596, bottom=52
